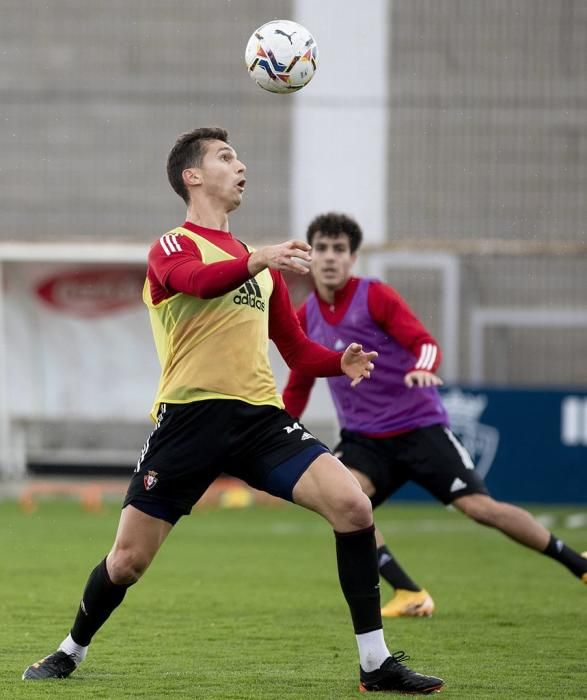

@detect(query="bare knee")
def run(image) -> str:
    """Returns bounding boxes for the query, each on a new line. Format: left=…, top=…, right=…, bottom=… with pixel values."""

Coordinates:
left=454, top=494, right=500, bottom=527
left=107, top=546, right=152, bottom=585
left=333, top=489, right=373, bottom=532
left=292, top=453, right=374, bottom=532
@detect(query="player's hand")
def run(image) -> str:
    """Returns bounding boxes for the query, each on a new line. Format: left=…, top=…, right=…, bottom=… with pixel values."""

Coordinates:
left=404, top=370, right=443, bottom=388
left=248, top=240, right=312, bottom=276
left=341, top=343, right=378, bottom=387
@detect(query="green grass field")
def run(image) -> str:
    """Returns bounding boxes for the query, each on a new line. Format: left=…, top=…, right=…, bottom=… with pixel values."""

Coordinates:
left=1, top=499, right=585, bottom=699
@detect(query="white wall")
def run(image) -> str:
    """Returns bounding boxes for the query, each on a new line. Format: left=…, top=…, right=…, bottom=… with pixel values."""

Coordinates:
left=291, top=0, right=390, bottom=243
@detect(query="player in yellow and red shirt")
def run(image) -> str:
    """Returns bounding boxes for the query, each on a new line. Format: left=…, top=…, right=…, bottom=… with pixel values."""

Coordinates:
left=23, top=127, right=443, bottom=694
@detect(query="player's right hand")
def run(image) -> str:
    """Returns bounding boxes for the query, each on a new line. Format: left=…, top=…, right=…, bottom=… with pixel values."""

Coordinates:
left=342, top=343, right=378, bottom=387
left=248, top=240, right=312, bottom=276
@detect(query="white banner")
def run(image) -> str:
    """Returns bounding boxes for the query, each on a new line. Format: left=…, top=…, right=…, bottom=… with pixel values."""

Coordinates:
left=5, top=262, right=159, bottom=421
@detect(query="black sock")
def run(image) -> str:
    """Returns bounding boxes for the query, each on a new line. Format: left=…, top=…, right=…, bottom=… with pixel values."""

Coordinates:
left=70, top=558, right=131, bottom=646
left=543, top=534, right=587, bottom=579
left=377, top=545, right=421, bottom=592
left=334, top=525, right=382, bottom=634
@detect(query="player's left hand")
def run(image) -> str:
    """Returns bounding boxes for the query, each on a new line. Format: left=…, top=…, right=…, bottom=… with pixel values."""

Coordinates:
left=404, top=370, right=444, bottom=388
left=341, top=343, right=378, bottom=388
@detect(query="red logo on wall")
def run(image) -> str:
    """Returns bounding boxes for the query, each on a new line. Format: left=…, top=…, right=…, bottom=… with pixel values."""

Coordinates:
left=36, top=267, right=145, bottom=318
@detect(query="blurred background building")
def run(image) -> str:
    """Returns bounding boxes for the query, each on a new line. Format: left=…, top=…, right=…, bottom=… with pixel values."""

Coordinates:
left=1, top=1, right=586, bottom=491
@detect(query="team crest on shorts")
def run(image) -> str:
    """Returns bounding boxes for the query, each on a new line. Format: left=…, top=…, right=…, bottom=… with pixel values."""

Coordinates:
left=144, top=470, right=158, bottom=491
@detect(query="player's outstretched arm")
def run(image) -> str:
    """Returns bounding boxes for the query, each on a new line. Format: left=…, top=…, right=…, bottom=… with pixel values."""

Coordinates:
left=248, top=240, right=312, bottom=276
left=341, top=343, right=378, bottom=387
left=404, top=370, right=444, bottom=388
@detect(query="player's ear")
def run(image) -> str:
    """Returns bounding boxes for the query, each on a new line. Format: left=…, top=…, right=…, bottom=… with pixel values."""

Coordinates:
left=183, top=167, right=202, bottom=188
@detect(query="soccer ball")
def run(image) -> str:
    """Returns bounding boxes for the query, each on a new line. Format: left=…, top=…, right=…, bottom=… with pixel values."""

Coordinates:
left=245, top=20, right=318, bottom=94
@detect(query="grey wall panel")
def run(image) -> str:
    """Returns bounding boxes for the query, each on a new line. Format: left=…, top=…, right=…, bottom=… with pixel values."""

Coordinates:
left=386, top=0, right=587, bottom=385
left=0, top=0, right=294, bottom=242
left=388, top=0, right=587, bottom=242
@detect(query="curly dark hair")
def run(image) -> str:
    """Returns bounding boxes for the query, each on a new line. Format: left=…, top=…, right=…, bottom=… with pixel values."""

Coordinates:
left=305, top=212, right=363, bottom=253
left=167, top=126, right=229, bottom=203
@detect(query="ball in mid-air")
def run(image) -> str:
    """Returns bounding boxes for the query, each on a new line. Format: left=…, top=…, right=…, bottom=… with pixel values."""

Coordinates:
left=245, top=20, right=318, bottom=94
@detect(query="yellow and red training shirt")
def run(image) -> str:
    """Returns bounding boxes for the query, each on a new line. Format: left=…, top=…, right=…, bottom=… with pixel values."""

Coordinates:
left=144, top=221, right=342, bottom=421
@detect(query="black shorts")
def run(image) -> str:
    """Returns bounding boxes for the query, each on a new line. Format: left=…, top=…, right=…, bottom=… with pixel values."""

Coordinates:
left=333, top=424, right=489, bottom=508
left=125, top=400, right=329, bottom=523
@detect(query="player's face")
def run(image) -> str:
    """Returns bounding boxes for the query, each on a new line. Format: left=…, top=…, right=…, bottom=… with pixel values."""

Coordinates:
left=310, top=232, right=356, bottom=291
left=196, top=140, right=247, bottom=212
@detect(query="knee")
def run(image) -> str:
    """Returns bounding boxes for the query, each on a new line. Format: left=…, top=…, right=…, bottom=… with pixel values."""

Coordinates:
left=457, top=495, right=498, bottom=527
left=107, top=547, right=151, bottom=585
left=336, top=489, right=373, bottom=531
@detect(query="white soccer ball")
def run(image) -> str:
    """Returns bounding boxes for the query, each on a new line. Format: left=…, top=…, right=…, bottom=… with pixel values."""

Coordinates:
left=245, top=20, right=319, bottom=94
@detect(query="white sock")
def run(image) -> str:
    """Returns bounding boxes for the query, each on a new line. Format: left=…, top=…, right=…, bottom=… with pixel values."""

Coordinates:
left=356, top=629, right=390, bottom=672
left=59, top=633, right=88, bottom=665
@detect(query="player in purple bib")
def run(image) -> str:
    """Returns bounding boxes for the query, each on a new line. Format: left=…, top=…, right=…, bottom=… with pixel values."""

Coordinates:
left=305, top=277, right=449, bottom=437
left=284, top=212, right=587, bottom=617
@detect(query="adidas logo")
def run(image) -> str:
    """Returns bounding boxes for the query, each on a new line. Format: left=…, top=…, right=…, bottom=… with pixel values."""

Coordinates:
left=233, top=278, right=265, bottom=311
left=378, top=552, right=392, bottom=567
left=334, top=338, right=346, bottom=351
left=450, top=477, right=467, bottom=493
left=283, top=422, right=314, bottom=442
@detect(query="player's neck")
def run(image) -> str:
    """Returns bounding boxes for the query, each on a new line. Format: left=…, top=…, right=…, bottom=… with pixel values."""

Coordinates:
left=316, top=281, right=344, bottom=305
left=314, top=277, right=351, bottom=305
left=185, top=201, right=230, bottom=232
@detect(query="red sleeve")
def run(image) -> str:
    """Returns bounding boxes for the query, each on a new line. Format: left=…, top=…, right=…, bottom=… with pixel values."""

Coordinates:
left=268, top=271, right=343, bottom=377
left=148, top=233, right=252, bottom=301
left=281, top=304, right=317, bottom=418
left=368, top=281, right=442, bottom=372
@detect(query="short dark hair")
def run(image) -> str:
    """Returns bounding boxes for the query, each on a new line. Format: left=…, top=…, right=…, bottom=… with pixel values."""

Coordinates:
left=306, top=212, right=363, bottom=253
left=167, top=127, right=230, bottom=203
